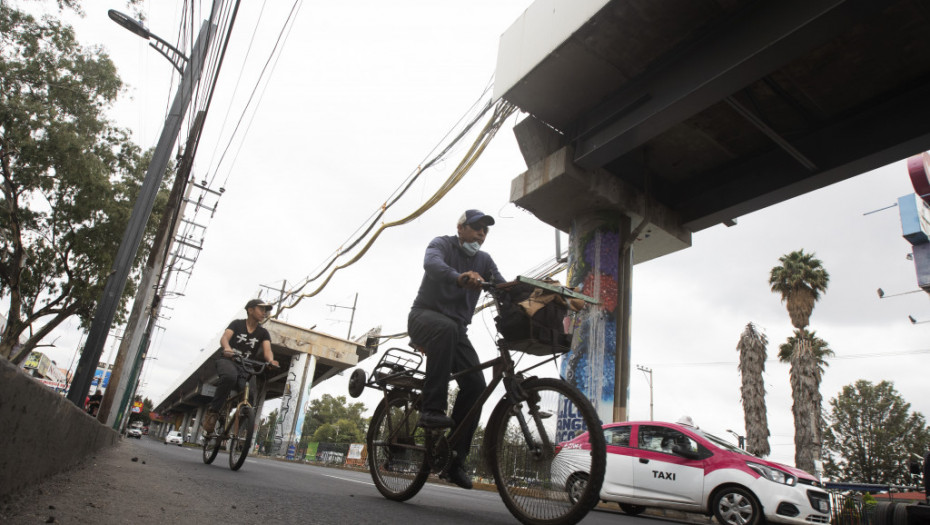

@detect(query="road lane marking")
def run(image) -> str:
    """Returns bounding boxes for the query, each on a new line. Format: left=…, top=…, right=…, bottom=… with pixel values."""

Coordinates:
left=322, top=473, right=374, bottom=486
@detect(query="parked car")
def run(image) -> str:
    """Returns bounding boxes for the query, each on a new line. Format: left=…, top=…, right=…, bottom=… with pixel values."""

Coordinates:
left=165, top=431, right=183, bottom=446
left=126, top=427, right=143, bottom=439
left=552, top=420, right=831, bottom=525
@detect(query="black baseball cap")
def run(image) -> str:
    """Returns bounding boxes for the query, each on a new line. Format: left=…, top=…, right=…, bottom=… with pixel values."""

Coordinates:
left=245, top=299, right=273, bottom=311
left=460, top=209, right=495, bottom=227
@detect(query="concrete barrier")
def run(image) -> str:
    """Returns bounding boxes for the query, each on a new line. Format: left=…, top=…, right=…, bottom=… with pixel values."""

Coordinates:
left=0, top=358, right=119, bottom=499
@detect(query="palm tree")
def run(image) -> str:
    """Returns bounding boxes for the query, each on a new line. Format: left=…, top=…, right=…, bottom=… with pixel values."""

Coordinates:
left=770, top=250, right=830, bottom=473
left=779, top=329, right=834, bottom=473
left=769, top=250, right=830, bottom=329
left=736, top=323, right=770, bottom=457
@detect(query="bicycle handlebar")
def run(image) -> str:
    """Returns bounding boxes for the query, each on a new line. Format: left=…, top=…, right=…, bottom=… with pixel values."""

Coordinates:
left=230, top=350, right=277, bottom=375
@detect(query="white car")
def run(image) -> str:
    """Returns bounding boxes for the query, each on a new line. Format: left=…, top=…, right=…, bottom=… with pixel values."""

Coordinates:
left=552, top=420, right=831, bottom=525
left=126, top=427, right=143, bottom=439
left=164, top=430, right=183, bottom=446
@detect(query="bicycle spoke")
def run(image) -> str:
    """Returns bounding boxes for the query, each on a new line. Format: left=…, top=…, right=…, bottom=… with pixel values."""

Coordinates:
left=488, top=378, right=605, bottom=525
left=367, top=395, right=429, bottom=501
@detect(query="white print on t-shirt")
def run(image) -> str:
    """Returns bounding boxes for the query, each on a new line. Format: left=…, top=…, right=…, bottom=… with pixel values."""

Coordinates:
left=235, top=333, right=260, bottom=348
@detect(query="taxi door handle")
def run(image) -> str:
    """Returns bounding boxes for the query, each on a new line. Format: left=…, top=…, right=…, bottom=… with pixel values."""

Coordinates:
left=639, top=458, right=649, bottom=464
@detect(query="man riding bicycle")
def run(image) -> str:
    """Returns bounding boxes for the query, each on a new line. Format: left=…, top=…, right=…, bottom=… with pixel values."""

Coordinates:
left=408, top=209, right=505, bottom=489
left=203, top=299, right=279, bottom=434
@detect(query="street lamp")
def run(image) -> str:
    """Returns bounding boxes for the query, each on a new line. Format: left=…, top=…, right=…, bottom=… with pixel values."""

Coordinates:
left=636, top=365, right=653, bottom=421
left=877, top=287, right=922, bottom=298
left=107, top=10, right=188, bottom=73
left=66, top=11, right=210, bottom=411
left=726, top=429, right=746, bottom=449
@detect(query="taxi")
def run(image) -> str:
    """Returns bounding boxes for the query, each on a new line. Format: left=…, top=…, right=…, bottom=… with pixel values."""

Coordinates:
left=551, top=419, right=831, bottom=525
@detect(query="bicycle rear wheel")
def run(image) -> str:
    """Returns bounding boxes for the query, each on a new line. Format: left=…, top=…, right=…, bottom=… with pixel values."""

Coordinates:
left=228, top=408, right=254, bottom=471
left=485, top=377, right=606, bottom=525
left=367, top=393, right=429, bottom=501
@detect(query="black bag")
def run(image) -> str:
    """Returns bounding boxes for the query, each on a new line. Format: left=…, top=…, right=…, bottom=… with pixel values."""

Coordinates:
left=494, top=282, right=572, bottom=354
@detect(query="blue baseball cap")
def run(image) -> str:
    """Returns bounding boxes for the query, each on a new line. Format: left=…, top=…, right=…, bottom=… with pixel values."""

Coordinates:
left=460, top=209, right=495, bottom=227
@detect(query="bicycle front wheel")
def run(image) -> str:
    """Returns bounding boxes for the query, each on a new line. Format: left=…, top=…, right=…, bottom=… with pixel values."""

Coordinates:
left=485, top=377, right=606, bottom=525
left=228, top=408, right=254, bottom=471
left=367, top=393, right=429, bottom=501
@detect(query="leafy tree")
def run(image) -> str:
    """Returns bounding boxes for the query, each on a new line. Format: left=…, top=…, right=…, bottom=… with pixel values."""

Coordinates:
left=736, top=322, right=770, bottom=457
left=312, top=418, right=364, bottom=444
left=778, top=329, right=833, bottom=473
left=823, top=380, right=930, bottom=485
left=257, top=409, right=279, bottom=454
left=0, top=5, right=167, bottom=364
left=770, top=250, right=831, bottom=473
left=300, top=394, right=367, bottom=442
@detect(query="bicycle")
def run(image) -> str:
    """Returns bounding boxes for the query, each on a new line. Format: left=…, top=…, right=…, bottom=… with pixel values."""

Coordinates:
left=202, top=351, right=272, bottom=471
left=348, top=276, right=607, bottom=525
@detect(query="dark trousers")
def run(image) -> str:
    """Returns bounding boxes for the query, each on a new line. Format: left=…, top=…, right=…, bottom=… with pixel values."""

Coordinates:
left=210, top=357, right=254, bottom=412
left=408, top=308, right=486, bottom=463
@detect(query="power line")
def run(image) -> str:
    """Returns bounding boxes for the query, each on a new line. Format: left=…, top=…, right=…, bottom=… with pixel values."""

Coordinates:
left=645, top=348, right=930, bottom=368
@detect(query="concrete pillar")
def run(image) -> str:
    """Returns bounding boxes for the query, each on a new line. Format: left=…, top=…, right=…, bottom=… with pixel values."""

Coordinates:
left=291, top=355, right=317, bottom=452
left=192, top=405, right=205, bottom=439
left=561, top=213, right=632, bottom=425
left=181, top=412, right=191, bottom=442
left=275, top=353, right=308, bottom=457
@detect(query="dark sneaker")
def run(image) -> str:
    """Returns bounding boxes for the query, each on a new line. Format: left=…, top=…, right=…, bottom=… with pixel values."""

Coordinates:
left=418, top=410, right=454, bottom=428
left=440, top=464, right=473, bottom=490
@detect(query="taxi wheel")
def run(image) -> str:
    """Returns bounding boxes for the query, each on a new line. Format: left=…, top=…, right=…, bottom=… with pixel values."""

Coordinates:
left=713, top=486, right=761, bottom=525
left=565, top=473, right=588, bottom=505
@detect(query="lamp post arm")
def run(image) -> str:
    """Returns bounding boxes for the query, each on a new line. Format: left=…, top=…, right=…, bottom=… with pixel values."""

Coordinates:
left=148, top=34, right=189, bottom=74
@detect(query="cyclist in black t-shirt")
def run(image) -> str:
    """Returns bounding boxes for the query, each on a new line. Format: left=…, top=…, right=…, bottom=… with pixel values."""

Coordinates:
left=202, top=299, right=279, bottom=434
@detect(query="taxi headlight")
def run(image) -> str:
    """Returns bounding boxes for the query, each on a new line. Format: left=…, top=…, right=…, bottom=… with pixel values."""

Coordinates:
left=747, top=462, right=796, bottom=486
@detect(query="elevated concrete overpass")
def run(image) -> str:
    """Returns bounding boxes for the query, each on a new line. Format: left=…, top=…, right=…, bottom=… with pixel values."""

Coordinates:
left=151, top=319, right=378, bottom=454
left=494, top=0, right=930, bottom=422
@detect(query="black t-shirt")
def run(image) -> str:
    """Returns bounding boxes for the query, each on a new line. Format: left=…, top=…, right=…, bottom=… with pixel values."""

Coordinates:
left=225, top=319, right=271, bottom=359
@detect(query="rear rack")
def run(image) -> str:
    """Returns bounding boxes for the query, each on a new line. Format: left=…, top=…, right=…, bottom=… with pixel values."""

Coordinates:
left=369, top=347, right=425, bottom=392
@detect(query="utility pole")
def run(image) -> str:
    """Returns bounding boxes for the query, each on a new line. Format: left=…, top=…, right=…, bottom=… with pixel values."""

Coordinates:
left=326, top=293, right=358, bottom=339
left=101, top=111, right=206, bottom=427
left=66, top=12, right=211, bottom=410
left=636, top=365, right=653, bottom=421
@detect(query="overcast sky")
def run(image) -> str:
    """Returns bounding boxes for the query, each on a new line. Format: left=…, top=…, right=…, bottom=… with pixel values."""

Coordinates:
left=22, top=0, right=930, bottom=468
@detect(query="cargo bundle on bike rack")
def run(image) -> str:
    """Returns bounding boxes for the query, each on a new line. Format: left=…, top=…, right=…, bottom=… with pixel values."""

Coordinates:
left=491, top=276, right=593, bottom=357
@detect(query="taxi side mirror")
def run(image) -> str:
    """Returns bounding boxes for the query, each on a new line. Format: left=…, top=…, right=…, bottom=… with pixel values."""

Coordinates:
left=673, top=444, right=701, bottom=460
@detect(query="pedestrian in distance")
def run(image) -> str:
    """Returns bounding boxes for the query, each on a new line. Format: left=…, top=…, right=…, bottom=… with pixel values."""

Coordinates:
left=407, top=209, right=505, bottom=489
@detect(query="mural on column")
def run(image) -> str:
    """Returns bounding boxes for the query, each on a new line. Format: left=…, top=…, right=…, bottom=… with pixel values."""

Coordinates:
left=559, top=219, right=618, bottom=435
left=274, top=354, right=303, bottom=456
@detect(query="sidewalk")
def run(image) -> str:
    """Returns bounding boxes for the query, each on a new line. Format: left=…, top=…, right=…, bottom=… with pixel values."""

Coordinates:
left=0, top=438, right=242, bottom=524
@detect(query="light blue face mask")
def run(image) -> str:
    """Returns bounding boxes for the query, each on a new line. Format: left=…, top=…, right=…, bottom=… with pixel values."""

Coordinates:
left=460, top=241, right=480, bottom=256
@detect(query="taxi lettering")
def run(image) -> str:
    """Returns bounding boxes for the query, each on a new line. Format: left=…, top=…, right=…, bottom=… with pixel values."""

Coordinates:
left=653, top=470, right=676, bottom=481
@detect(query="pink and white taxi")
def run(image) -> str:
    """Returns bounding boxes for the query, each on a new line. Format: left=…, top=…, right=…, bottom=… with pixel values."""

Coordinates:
left=552, top=420, right=831, bottom=525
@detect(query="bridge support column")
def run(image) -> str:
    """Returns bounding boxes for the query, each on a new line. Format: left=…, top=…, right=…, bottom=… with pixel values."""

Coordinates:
left=561, top=213, right=632, bottom=425
left=275, top=353, right=317, bottom=457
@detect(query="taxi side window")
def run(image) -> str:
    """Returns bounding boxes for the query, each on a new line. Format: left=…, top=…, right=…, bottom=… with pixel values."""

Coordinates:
left=605, top=427, right=631, bottom=447
left=639, top=425, right=698, bottom=457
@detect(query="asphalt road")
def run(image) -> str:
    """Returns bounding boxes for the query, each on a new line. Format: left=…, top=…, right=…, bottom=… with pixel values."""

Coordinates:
left=0, top=435, right=689, bottom=524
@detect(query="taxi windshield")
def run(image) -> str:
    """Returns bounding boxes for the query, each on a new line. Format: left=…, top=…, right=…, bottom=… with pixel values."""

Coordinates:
left=699, top=430, right=754, bottom=456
